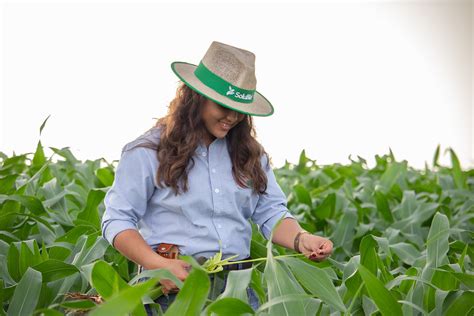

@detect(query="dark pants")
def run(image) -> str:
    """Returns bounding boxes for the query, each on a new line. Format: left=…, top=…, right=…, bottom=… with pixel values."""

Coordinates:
left=144, top=270, right=260, bottom=315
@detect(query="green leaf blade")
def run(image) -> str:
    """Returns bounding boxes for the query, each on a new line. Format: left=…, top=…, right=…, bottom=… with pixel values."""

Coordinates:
left=32, top=259, right=79, bottom=283
left=282, top=257, right=346, bottom=312
left=7, top=267, right=42, bottom=316
left=358, top=265, right=402, bottom=315
left=426, top=213, right=450, bottom=268
left=91, top=260, right=129, bottom=300
left=164, top=266, right=210, bottom=316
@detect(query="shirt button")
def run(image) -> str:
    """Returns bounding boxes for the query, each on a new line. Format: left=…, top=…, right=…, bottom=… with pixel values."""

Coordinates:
left=214, top=188, right=220, bottom=193
left=211, top=168, right=216, bottom=173
left=217, top=224, right=222, bottom=228
left=202, top=152, right=207, bottom=157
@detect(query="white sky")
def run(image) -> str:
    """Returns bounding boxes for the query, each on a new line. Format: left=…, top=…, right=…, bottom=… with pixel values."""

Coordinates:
left=1, top=0, right=473, bottom=170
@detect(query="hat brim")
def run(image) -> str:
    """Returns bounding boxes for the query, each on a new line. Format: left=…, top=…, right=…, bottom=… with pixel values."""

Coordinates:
left=171, top=62, right=274, bottom=117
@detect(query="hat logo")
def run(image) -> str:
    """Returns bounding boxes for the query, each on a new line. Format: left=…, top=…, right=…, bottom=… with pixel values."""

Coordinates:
left=226, top=85, right=252, bottom=101
left=235, top=91, right=253, bottom=101
left=226, top=86, right=235, bottom=96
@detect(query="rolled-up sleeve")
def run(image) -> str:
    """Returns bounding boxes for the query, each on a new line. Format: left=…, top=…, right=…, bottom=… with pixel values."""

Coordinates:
left=251, top=156, right=295, bottom=240
left=101, top=146, right=156, bottom=246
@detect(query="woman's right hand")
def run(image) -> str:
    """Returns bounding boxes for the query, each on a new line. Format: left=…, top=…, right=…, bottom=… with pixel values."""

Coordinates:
left=111, top=230, right=191, bottom=294
left=159, top=259, right=191, bottom=295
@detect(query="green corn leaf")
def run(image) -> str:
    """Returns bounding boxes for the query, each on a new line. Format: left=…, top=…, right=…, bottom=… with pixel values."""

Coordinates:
left=360, top=235, right=378, bottom=274
left=40, top=243, right=48, bottom=261
left=250, top=239, right=267, bottom=262
left=398, top=267, right=419, bottom=294
left=392, top=202, right=439, bottom=234
left=393, top=191, right=416, bottom=219
left=88, top=278, right=156, bottom=316
left=296, top=150, right=310, bottom=175
left=7, top=267, right=42, bottom=316
left=358, top=265, right=402, bottom=315
left=0, top=175, right=18, bottom=195
left=387, top=274, right=439, bottom=292
left=218, top=268, right=253, bottom=303
left=1, top=195, right=46, bottom=215
left=426, top=212, right=450, bottom=268
left=312, top=193, right=336, bottom=220
left=310, top=177, right=345, bottom=196
left=127, top=268, right=183, bottom=288
left=448, top=148, right=467, bottom=189
left=17, top=158, right=52, bottom=193
left=55, top=225, right=97, bottom=244
left=344, top=271, right=362, bottom=302
left=0, top=279, right=4, bottom=307
left=263, top=239, right=306, bottom=315
left=49, top=147, right=79, bottom=165
left=32, top=308, right=63, bottom=316
left=164, top=267, right=210, bottom=316
left=7, top=243, right=20, bottom=282
left=75, top=189, right=105, bottom=229
left=0, top=154, right=27, bottom=177
left=95, top=167, right=115, bottom=187
left=90, top=260, right=129, bottom=300
left=31, top=141, right=46, bottom=173
left=205, top=297, right=254, bottom=316
left=389, top=243, right=422, bottom=266
left=47, top=246, right=71, bottom=261
left=388, top=148, right=396, bottom=162
left=378, top=162, right=405, bottom=193
left=19, top=241, right=43, bottom=279
left=444, top=291, right=474, bottom=316
left=0, top=212, right=55, bottom=236
left=250, top=267, right=265, bottom=305
left=71, top=235, right=109, bottom=267
left=293, top=184, right=312, bottom=208
left=282, top=257, right=346, bottom=312
left=397, top=300, right=427, bottom=315
left=331, top=210, right=357, bottom=250
left=452, top=272, right=474, bottom=289
left=432, top=144, right=440, bottom=167
left=374, top=190, right=393, bottom=222
left=431, top=267, right=458, bottom=291
left=32, top=259, right=79, bottom=283
left=39, top=115, right=51, bottom=136
left=256, top=293, right=314, bottom=314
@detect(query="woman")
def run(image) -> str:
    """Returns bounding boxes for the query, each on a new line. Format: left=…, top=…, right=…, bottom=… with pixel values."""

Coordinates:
left=101, top=41, right=333, bottom=313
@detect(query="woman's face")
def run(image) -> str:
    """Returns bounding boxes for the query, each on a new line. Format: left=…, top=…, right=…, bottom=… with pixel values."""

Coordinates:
left=201, top=99, right=245, bottom=145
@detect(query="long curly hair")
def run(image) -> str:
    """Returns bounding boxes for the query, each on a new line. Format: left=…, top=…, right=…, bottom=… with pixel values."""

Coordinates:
left=145, top=82, right=270, bottom=195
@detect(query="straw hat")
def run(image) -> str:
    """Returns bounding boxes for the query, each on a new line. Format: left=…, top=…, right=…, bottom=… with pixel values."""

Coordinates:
left=171, top=41, right=274, bottom=117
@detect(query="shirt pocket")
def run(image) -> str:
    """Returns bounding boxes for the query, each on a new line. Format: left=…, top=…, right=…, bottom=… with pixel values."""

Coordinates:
left=222, top=174, right=254, bottom=218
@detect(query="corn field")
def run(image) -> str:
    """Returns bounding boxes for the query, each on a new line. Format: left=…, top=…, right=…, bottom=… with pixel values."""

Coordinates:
left=0, top=132, right=473, bottom=315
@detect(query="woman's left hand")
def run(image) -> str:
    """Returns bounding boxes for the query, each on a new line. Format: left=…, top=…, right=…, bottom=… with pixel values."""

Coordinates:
left=299, top=234, right=333, bottom=261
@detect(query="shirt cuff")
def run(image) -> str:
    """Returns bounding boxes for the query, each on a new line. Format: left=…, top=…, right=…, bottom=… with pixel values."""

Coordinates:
left=102, top=219, right=137, bottom=246
left=260, top=211, right=295, bottom=240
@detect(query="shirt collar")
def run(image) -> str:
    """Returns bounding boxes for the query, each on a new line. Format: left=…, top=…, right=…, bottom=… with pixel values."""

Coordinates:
left=197, top=136, right=227, bottom=154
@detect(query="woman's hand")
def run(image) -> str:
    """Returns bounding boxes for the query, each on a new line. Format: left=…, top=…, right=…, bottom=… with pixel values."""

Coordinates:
left=299, top=234, right=333, bottom=261
left=112, top=230, right=191, bottom=294
left=157, top=259, right=191, bottom=295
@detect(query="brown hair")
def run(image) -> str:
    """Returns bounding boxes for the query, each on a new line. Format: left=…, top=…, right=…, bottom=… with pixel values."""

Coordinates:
left=143, top=82, right=269, bottom=195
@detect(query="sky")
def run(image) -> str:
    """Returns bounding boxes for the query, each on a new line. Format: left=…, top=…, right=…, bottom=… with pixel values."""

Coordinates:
left=1, top=0, right=473, bottom=170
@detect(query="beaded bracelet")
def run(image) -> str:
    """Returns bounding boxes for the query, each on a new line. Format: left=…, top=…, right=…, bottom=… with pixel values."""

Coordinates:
left=294, top=230, right=310, bottom=253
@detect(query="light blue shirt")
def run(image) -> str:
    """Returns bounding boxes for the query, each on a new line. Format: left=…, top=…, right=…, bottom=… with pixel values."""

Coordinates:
left=101, top=127, right=294, bottom=260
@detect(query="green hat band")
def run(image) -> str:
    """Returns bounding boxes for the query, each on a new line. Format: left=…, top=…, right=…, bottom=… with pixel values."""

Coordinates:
left=194, top=62, right=255, bottom=104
